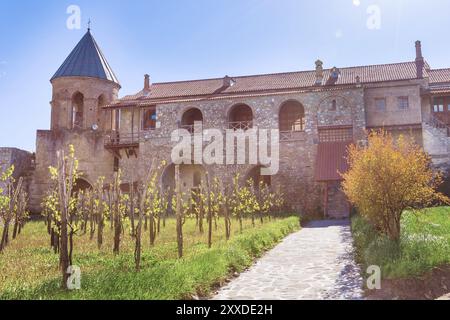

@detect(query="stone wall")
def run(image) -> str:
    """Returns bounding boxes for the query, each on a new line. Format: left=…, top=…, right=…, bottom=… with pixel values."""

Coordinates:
left=50, top=77, right=120, bottom=131
left=29, top=75, right=450, bottom=217
left=116, top=88, right=366, bottom=213
left=0, top=147, right=33, bottom=195
left=364, top=81, right=424, bottom=128
left=29, top=129, right=114, bottom=213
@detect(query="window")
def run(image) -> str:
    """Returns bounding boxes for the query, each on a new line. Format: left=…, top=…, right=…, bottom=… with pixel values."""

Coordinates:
left=71, top=92, right=84, bottom=129
left=279, top=101, right=305, bottom=132
left=375, top=98, right=386, bottom=112
left=228, top=104, right=253, bottom=130
left=397, top=97, right=409, bottom=110
left=97, top=95, right=106, bottom=125
left=318, top=126, right=353, bottom=142
left=112, top=109, right=121, bottom=131
left=330, top=100, right=337, bottom=111
left=142, top=107, right=156, bottom=130
left=433, top=98, right=444, bottom=113
left=181, top=108, right=203, bottom=133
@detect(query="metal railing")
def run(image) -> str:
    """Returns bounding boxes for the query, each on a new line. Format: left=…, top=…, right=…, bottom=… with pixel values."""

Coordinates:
left=228, top=121, right=253, bottom=131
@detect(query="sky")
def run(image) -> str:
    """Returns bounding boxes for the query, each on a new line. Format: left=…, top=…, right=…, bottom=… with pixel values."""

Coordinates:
left=1, top=0, right=450, bottom=152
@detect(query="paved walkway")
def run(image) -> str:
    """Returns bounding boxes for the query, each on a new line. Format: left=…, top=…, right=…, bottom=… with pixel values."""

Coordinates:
left=213, top=220, right=364, bottom=300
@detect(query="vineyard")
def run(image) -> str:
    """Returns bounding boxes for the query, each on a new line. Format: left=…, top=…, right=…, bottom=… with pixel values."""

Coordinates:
left=0, top=145, right=299, bottom=299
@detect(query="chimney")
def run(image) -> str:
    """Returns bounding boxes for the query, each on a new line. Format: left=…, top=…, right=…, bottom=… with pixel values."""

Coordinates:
left=315, top=60, right=324, bottom=85
left=144, top=74, right=151, bottom=91
left=223, top=75, right=235, bottom=88
left=415, top=41, right=424, bottom=79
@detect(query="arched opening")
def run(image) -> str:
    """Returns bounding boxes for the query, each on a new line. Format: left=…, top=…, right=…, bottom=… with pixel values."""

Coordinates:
left=72, top=178, right=92, bottom=195
left=279, top=100, right=305, bottom=132
left=161, top=164, right=207, bottom=216
left=72, top=92, right=84, bottom=129
left=228, top=104, right=253, bottom=130
left=97, top=95, right=106, bottom=128
left=162, top=164, right=207, bottom=193
left=245, top=165, right=272, bottom=190
left=181, top=108, right=203, bottom=133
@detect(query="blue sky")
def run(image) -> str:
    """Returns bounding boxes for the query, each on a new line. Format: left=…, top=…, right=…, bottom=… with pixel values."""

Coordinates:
left=1, top=0, right=450, bottom=151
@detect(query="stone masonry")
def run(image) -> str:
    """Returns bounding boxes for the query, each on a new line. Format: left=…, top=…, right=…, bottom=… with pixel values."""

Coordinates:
left=12, top=31, right=450, bottom=216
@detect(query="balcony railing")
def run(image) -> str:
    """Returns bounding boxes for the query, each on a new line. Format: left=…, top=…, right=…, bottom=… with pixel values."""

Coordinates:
left=280, top=130, right=306, bottom=142
left=180, top=124, right=194, bottom=134
left=104, top=130, right=155, bottom=148
left=228, top=121, right=253, bottom=131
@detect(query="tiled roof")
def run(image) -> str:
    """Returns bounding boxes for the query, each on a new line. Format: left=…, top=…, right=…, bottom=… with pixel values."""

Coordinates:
left=315, top=141, right=351, bottom=182
left=51, top=30, right=119, bottom=85
left=428, top=69, right=450, bottom=94
left=111, top=61, right=429, bottom=107
left=429, top=68, right=450, bottom=84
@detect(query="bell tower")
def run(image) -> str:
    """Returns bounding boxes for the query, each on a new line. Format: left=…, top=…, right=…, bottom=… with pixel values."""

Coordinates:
left=50, top=28, right=121, bottom=131
left=29, top=28, right=121, bottom=213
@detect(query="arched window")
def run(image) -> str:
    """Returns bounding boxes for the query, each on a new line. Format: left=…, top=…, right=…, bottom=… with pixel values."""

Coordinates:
left=97, top=95, right=106, bottom=127
left=181, top=108, right=203, bottom=133
left=228, top=104, right=253, bottom=130
left=72, top=92, right=84, bottom=129
left=279, top=100, right=305, bottom=132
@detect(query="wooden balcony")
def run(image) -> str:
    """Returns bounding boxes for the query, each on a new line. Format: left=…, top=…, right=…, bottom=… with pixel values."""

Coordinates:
left=228, top=121, right=253, bottom=131
left=280, top=130, right=306, bottom=142
left=104, top=131, right=141, bottom=149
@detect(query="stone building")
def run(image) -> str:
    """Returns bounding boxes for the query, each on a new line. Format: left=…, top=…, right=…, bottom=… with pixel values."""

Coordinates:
left=24, top=30, right=450, bottom=217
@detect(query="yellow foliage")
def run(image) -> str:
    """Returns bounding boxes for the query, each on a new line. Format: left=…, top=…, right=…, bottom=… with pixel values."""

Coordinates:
left=342, top=130, right=449, bottom=240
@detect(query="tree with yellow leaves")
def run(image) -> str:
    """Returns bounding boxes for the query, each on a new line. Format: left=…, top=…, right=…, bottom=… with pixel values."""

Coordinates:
left=342, top=131, right=449, bottom=241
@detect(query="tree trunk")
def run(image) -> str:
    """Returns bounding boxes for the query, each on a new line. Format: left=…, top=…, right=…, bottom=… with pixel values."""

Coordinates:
left=0, top=221, right=10, bottom=252
left=149, top=214, right=155, bottom=246
left=69, top=231, right=74, bottom=266
left=135, top=193, right=143, bottom=272
left=12, top=217, right=19, bottom=240
left=175, top=165, right=183, bottom=258
left=205, top=174, right=212, bottom=249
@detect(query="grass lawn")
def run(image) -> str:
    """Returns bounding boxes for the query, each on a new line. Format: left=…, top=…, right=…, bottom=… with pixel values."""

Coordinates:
left=352, top=206, right=450, bottom=279
left=0, top=216, right=299, bottom=300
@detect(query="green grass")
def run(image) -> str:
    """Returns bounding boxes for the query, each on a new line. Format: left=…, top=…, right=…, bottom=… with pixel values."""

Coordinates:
left=352, top=207, right=450, bottom=279
left=0, top=216, right=299, bottom=300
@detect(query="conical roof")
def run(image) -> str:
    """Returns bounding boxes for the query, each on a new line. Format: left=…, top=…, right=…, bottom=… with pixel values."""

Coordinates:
left=51, top=29, right=119, bottom=84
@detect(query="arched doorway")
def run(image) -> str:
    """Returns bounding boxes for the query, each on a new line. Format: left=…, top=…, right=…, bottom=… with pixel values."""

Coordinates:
left=161, top=164, right=207, bottom=193
left=72, top=178, right=92, bottom=195
left=228, top=104, right=253, bottom=130
left=279, top=100, right=305, bottom=132
left=181, top=108, right=203, bottom=133
left=245, top=165, right=272, bottom=190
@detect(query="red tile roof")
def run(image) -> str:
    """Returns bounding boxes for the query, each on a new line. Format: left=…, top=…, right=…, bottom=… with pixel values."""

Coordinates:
left=427, top=69, right=450, bottom=94
left=108, top=61, right=431, bottom=107
left=429, top=68, right=450, bottom=84
left=315, top=142, right=351, bottom=182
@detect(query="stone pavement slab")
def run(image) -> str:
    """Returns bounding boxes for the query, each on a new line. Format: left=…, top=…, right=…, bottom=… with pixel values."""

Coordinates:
left=213, top=220, right=364, bottom=300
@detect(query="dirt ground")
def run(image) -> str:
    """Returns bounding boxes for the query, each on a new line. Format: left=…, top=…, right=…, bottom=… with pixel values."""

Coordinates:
left=365, top=265, right=450, bottom=300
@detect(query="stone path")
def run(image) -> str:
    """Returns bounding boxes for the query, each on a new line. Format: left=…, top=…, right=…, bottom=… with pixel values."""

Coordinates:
left=213, top=220, right=364, bottom=300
